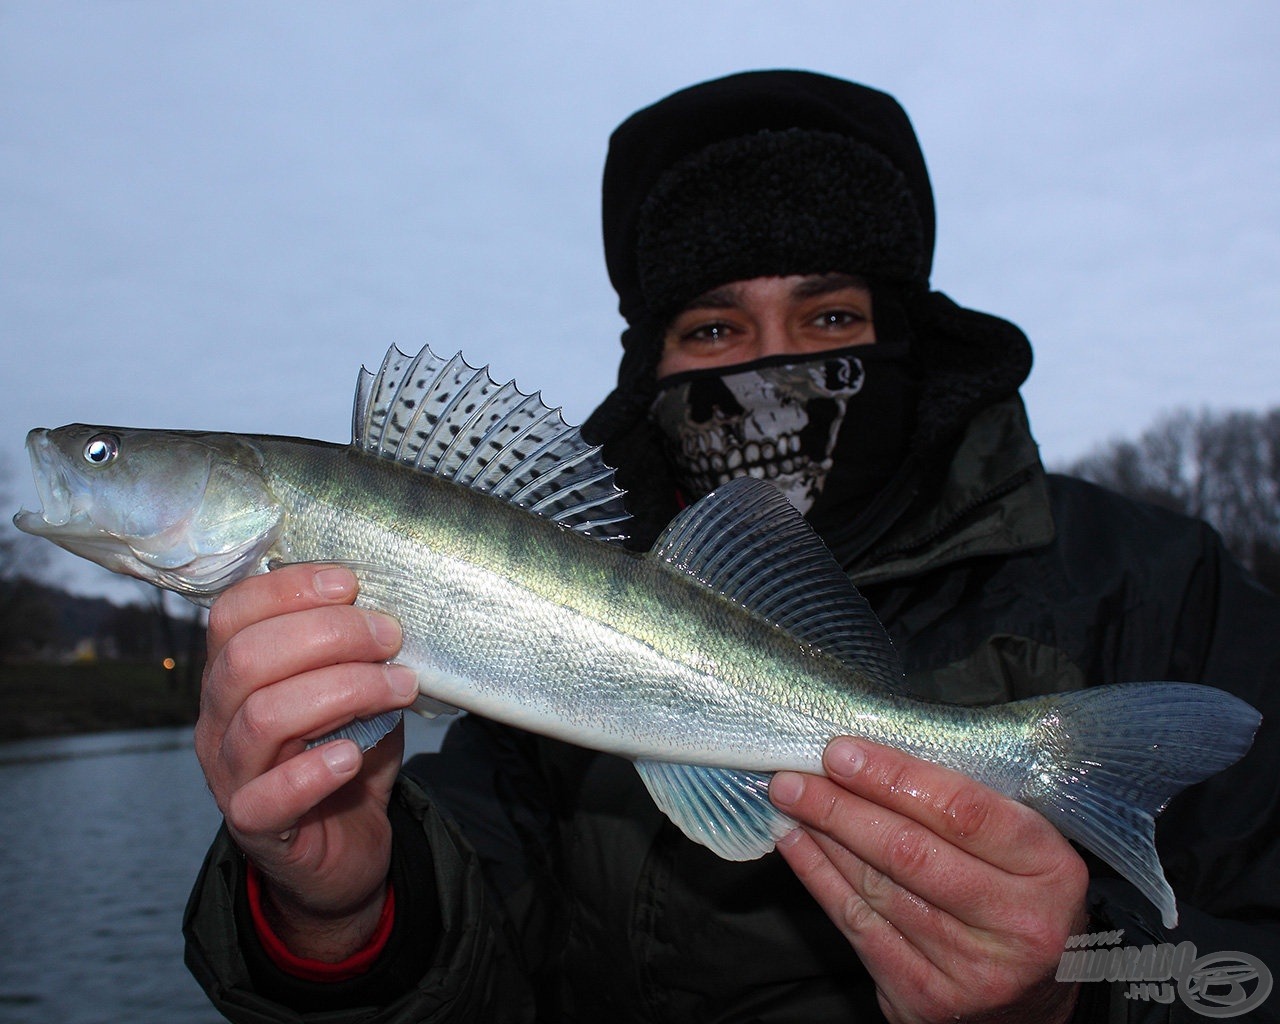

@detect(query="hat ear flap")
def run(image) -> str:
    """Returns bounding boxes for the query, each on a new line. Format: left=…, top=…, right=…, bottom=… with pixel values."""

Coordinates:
left=908, top=291, right=1033, bottom=455
left=583, top=322, right=682, bottom=551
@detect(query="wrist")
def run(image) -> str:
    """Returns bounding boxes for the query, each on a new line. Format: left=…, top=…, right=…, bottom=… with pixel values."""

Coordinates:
left=248, top=862, right=393, bottom=968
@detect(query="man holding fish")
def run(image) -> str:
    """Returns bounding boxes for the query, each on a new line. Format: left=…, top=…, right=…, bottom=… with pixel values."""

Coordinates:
left=168, top=72, right=1280, bottom=1021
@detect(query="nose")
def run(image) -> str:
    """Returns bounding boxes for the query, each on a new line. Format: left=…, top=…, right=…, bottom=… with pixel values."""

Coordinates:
left=754, top=315, right=800, bottom=360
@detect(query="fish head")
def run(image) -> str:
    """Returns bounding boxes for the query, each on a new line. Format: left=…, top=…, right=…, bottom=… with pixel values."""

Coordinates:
left=13, top=425, right=284, bottom=601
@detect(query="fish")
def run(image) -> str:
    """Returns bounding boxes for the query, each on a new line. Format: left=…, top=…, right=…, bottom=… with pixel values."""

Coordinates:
left=14, top=344, right=1260, bottom=929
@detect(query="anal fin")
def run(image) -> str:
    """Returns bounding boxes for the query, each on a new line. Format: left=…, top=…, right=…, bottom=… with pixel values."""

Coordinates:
left=634, top=759, right=797, bottom=861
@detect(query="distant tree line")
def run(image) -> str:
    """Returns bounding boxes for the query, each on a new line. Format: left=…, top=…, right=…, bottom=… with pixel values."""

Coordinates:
left=1062, top=407, right=1279, bottom=593
left=0, top=575, right=200, bottom=665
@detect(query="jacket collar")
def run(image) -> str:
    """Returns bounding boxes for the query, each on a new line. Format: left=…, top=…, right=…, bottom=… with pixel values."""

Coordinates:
left=840, top=396, right=1055, bottom=585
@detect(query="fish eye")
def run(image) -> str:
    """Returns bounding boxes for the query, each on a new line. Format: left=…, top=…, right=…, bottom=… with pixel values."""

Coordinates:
left=83, top=433, right=120, bottom=466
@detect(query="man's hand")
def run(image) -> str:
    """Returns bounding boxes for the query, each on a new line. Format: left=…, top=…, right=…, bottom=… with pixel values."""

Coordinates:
left=770, top=738, right=1088, bottom=1024
left=194, top=564, right=420, bottom=961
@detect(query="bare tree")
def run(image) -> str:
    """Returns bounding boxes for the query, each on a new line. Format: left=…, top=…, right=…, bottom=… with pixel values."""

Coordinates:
left=1064, top=407, right=1280, bottom=593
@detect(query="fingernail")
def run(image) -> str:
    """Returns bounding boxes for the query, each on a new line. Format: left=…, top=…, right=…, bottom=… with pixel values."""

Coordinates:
left=776, top=827, right=804, bottom=849
left=322, top=740, right=359, bottom=774
left=770, top=771, right=805, bottom=807
left=365, top=611, right=402, bottom=650
left=825, top=737, right=866, bottom=778
left=313, top=566, right=355, bottom=600
left=386, top=664, right=418, bottom=699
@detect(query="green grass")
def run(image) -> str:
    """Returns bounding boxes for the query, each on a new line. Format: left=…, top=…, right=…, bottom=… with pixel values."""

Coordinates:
left=0, top=661, right=201, bottom=741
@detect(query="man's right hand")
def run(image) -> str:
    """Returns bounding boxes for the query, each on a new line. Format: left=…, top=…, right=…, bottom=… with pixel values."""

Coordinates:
left=194, top=563, right=420, bottom=961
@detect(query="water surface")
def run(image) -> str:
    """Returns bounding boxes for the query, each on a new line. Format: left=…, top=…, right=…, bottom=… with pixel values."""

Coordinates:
left=0, top=714, right=449, bottom=1024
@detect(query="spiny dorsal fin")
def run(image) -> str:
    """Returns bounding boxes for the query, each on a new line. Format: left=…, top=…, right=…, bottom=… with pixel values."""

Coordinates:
left=352, top=344, right=630, bottom=540
left=650, top=476, right=905, bottom=690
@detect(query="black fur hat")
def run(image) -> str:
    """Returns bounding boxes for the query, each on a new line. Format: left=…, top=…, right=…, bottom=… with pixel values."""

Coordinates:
left=604, top=71, right=936, bottom=330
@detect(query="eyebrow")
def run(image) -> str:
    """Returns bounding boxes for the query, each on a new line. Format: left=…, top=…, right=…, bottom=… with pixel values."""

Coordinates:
left=789, top=273, right=871, bottom=299
left=678, top=273, right=871, bottom=312
left=679, top=285, right=742, bottom=311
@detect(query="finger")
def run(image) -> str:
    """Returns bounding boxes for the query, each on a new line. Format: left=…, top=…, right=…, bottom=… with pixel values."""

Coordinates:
left=803, top=813, right=981, bottom=974
left=777, top=827, right=942, bottom=993
left=777, top=826, right=890, bottom=940
left=225, top=740, right=363, bottom=840
left=211, top=604, right=403, bottom=714
left=780, top=821, right=1021, bottom=1018
left=820, top=737, right=1068, bottom=877
left=206, top=563, right=359, bottom=658
left=220, top=661, right=419, bottom=781
left=781, top=825, right=1079, bottom=1023
left=774, top=769, right=983, bottom=942
left=771, top=768, right=1013, bottom=928
left=772, top=742, right=1086, bottom=932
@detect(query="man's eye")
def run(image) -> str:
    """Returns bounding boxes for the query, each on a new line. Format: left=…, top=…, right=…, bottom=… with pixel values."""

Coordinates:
left=813, top=310, right=863, bottom=329
left=684, top=322, right=734, bottom=343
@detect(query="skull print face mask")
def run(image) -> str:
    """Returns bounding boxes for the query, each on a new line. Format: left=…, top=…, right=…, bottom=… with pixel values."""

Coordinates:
left=649, top=343, right=916, bottom=517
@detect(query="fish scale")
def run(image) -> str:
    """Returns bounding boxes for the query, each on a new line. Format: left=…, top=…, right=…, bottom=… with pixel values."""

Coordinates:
left=14, top=343, right=1262, bottom=928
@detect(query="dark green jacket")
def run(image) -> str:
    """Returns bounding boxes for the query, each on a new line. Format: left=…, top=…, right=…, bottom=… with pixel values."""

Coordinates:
left=185, top=400, right=1280, bottom=1023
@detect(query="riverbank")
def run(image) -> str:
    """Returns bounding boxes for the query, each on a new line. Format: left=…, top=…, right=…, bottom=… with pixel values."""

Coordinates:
left=0, top=662, right=200, bottom=741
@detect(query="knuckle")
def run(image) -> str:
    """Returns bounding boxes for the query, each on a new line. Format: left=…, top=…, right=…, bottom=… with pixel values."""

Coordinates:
left=840, top=891, right=880, bottom=936
left=216, top=629, right=260, bottom=688
left=856, top=860, right=896, bottom=903
left=937, top=780, right=993, bottom=840
left=236, top=690, right=279, bottom=746
left=306, top=605, right=379, bottom=662
left=883, top=823, right=935, bottom=878
left=205, top=594, right=239, bottom=646
left=973, top=953, right=1040, bottom=1006
left=871, top=755, right=913, bottom=795
left=1018, top=914, right=1071, bottom=963
left=192, top=717, right=217, bottom=764
left=225, top=786, right=265, bottom=836
left=1059, top=845, right=1090, bottom=894
left=988, top=883, right=1085, bottom=963
left=811, top=786, right=845, bottom=834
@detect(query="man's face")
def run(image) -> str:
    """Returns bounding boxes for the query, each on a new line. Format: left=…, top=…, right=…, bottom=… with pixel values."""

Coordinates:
left=656, top=273, right=877, bottom=379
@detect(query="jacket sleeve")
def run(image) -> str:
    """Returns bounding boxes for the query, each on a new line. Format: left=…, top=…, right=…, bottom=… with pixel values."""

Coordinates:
left=182, top=723, right=552, bottom=1023
left=1077, top=532, right=1280, bottom=1023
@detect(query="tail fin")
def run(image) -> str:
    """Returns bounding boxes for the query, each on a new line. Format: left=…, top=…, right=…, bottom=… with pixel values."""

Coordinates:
left=1021, top=682, right=1259, bottom=929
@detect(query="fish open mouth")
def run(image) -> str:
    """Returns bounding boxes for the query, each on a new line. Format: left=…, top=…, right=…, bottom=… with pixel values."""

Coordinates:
left=13, top=428, right=82, bottom=536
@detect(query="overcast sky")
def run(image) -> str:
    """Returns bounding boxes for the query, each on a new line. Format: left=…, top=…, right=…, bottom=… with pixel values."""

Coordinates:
left=3, top=1, right=1277, bottom=600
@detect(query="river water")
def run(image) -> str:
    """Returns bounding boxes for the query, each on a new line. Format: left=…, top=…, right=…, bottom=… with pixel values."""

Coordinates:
left=0, top=714, right=450, bottom=1024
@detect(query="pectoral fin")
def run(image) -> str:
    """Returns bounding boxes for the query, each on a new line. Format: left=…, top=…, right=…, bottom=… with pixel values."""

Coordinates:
left=307, top=709, right=404, bottom=752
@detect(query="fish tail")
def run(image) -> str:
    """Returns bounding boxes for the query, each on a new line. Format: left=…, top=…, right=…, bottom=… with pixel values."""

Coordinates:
left=1018, top=682, right=1259, bottom=929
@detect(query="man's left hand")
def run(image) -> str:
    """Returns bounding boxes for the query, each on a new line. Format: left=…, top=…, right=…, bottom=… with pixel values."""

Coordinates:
left=770, top=737, right=1088, bottom=1024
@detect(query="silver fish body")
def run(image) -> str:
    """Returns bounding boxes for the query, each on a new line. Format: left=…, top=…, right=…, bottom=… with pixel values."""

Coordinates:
left=253, top=437, right=1023, bottom=779
left=14, top=345, right=1261, bottom=927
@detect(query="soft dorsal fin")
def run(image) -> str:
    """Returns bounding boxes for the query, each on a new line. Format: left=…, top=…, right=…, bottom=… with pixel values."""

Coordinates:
left=650, top=476, right=904, bottom=690
left=352, top=345, right=630, bottom=539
